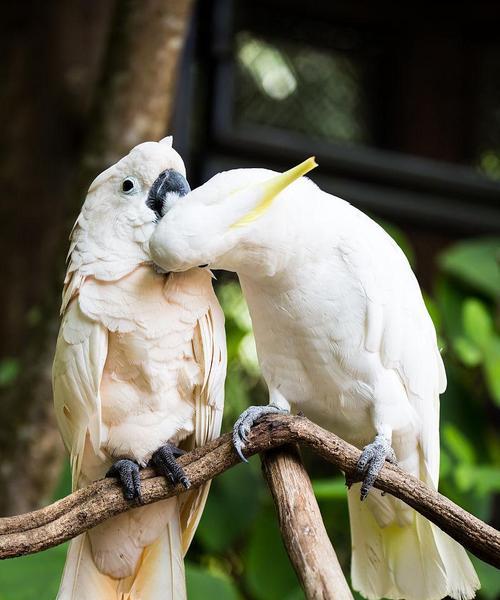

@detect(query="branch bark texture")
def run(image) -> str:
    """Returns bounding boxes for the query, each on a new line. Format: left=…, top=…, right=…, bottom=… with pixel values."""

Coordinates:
left=262, top=445, right=354, bottom=600
left=1, top=415, right=499, bottom=569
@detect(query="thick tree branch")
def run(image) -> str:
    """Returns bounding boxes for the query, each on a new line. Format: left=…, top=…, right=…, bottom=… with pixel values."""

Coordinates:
left=1, top=415, right=499, bottom=569
left=262, top=445, right=354, bottom=600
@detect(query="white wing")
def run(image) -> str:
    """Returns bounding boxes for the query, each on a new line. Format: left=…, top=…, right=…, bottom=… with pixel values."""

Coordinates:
left=53, top=298, right=108, bottom=488
left=174, top=271, right=227, bottom=553
left=192, top=283, right=226, bottom=447
left=344, top=210, right=446, bottom=486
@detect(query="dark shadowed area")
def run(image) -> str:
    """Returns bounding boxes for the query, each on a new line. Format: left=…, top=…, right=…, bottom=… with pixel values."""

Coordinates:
left=0, top=1, right=499, bottom=598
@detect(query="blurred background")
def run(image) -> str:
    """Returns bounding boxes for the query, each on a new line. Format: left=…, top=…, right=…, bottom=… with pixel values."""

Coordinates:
left=0, top=0, right=499, bottom=598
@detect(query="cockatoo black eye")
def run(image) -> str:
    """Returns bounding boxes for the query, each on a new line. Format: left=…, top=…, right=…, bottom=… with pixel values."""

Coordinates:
left=121, top=177, right=139, bottom=195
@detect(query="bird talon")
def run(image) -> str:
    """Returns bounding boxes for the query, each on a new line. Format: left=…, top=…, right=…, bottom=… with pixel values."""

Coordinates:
left=355, top=435, right=396, bottom=500
left=106, top=458, right=142, bottom=502
left=180, top=476, right=191, bottom=489
left=234, top=439, right=249, bottom=463
left=387, top=449, right=397, bottom=464
left=151, top=443, right=190, bottom=488
left=239, top=423, right=251, bottom=442
left=169, top=445, right=186, bottom=458
left=232, top=405, right=289, bottom=463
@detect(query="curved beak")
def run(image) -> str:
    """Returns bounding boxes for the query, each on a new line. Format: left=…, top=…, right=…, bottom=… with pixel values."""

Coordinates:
left=147, top=169, right=191, bottom=219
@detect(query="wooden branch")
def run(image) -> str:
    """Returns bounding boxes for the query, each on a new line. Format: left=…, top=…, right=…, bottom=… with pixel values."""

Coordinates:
left=1, top=415, right=499, bottom=569
left=262, top=445, right=354, bottom=600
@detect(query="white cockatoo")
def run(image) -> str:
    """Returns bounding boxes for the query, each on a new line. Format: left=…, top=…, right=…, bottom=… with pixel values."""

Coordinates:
left=149, top=158, right=480, bottom=600
left=53, top=138, right=226, bottom=600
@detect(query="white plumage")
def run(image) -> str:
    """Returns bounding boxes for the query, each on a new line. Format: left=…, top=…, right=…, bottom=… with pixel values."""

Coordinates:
left=149, top=164, right=480, bottom=600
left=53, top=140, right=226, bottom=600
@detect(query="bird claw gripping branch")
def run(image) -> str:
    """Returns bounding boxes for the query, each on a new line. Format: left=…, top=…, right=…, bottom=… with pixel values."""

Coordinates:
left=106, top=459, right=142, bottom=502
left=151, top=443, right=190, bottom=489
left=232, top=405, right=289, bottom=462
left=356, top=434, right=397, bottom=500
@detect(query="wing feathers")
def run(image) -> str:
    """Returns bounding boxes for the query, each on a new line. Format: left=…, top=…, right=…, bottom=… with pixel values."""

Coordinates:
left=53, top=299, right=108, bottom=487
left=177, top=271, right=226, bottom=552
left=348, top=214, right=445, bottom=485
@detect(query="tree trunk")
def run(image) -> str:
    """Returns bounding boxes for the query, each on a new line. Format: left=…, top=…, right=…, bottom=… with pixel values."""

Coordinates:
left=83, top=0, right=194, bottom=177
left=0, top=0, right=193, bottom=516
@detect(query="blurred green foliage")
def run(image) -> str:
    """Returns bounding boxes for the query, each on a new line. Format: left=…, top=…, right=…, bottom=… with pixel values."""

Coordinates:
left=0, top=235, right=499, bottom=599
left=0, top=358, right=20, bottom=388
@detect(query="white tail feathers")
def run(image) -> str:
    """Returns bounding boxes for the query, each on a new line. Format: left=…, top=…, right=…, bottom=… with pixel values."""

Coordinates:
left=347, top=486, right=480, bottom=600
left=56, top=511, right=186, bottom=600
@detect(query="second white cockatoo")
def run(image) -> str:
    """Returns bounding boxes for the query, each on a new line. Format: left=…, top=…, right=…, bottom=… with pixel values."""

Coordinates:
left=149, top=158, right=480, bottom=600
left=53, top=138, right=226, bottom=600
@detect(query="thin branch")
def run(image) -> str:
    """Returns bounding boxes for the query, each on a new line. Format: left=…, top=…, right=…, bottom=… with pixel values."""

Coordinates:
left=0, top=415, right=499, bottom=568
left=262, top=445, right=354, bottom=600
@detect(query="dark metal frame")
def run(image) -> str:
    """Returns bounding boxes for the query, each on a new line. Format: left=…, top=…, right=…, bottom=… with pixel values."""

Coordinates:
left=177, top=0, right=500, bottom=234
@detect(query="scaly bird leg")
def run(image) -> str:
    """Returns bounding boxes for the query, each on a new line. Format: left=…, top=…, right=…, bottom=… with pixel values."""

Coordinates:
left=356, top=434, right=397, bottom=500
left=106, top=459, right=142, bottom=502
left=232, top=405, right=289, bottom=463
left=151, top=443, right=190, bottom=489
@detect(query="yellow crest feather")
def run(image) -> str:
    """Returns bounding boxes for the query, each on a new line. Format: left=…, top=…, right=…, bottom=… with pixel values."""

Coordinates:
left=230, top=157, right=318, bottom=229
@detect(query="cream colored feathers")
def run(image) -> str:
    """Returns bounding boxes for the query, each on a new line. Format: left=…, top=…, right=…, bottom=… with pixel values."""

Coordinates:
left=53, top=140, right=226, bottom=600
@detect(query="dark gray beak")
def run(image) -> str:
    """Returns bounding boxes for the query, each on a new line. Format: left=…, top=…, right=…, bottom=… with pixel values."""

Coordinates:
left=147, top=169, right=190, bottom=219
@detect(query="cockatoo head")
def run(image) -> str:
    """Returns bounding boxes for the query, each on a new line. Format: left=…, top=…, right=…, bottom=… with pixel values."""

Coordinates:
left=69, top=137, right=189, bottom=283
left=149, top=157, right=317, bottom=275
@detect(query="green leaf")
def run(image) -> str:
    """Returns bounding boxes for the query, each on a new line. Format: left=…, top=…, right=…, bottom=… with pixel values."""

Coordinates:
left=186, top=563, right=241, bottom=600
left=245, top=508, right=303, bottom=600
left=225, top=321, right=247, bottom=363
left=312, top=477, right=347, bottom=500
left=483, top=337, right=500, bottom=405
left=439, top=448, right=452, bottom=478
left=454, top=464, right=475, bottom=492
left=423, top=292, right=441, bottom=333
left=0, top=358, right=20, bottom=387
left=217, top=281, right=253, bottom=331
left=462, top=298, right=493, bottom=350
left=434, top=278, right=466, bottom=340
left=0, top=543, right=67, bottom=600
left=195, top=462, right=262, bottom=553
left=478, top=149, right=500, bottom=180
left=51, top=460, right=72, bottom=502
left=470, top=556, right=500, bottom=600
left=223, top=365, right=251, bottom=423
left=285, top=588, right=307, bottom=600
left=442, top=424, right=476, bottom=465
left=453, top=336, right=483, bottom=367
left=238, top=332, right=261, bottom=377
left=439, top=237, right=500, bottom=299
left=469, top=465, right=500, bottom=496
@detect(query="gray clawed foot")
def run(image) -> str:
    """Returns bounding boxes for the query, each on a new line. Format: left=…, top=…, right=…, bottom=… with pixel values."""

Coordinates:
left=151, top=443, right=190, bottom=489
left=356, top=434, right=397, bottom=500
left=232, top=405, right=289, bottom=462
left=106, top=459, right=142, bottom=502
